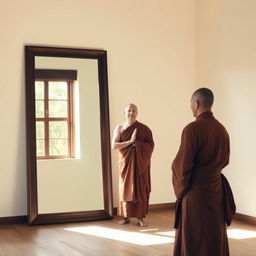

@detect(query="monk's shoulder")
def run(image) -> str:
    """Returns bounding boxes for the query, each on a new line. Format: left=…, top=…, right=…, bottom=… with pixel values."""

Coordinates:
left=184, top=120, right=197, bottom=130
left=214, top=119, right=230, bottom=138
left=215, top=118, right=228, bottom=130
left=182, top=121, right=199, bottom=136
left=137, top=121, right=152, bottom=133
left=114, top=123, right=124, bottom=134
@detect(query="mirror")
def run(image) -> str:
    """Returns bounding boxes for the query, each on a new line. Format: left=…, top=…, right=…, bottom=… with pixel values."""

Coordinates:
left=25, top=46, right=113, bottom=225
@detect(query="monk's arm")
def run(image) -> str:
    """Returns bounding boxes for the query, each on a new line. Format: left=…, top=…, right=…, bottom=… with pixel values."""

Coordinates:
left=172, top=127, right=196, bottom=200
left=134, top=129, right=154, bottom=175
left=222, top=131, right=230, bottom=169
left=111, top=125, right=135, bottom=150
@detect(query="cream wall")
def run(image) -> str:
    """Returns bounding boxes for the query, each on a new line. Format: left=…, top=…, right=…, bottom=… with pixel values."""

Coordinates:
left=196, top=0, right=256, bottom=216
left=0, top=0, right=196, bottom=217
left=1, top=0, right=255, bottom=220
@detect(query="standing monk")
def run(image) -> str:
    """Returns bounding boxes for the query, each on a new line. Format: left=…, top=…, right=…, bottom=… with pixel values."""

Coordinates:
left=172, top=88, right=235, bottom=256
left=112, top=104, right=154, bottom=227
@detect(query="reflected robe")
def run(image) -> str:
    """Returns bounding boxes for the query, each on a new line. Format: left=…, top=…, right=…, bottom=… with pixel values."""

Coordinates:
left=118, top=121, right=154, bottom=218
left=172, top=111, right=235, bottom=256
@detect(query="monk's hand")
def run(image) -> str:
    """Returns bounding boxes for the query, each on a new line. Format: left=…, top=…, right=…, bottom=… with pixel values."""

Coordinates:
left=130, top=128, right=137, bottom=143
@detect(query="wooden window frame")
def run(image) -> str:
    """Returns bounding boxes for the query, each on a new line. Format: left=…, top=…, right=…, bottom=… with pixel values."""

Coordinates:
left=35, top=78, right=75, bottom=160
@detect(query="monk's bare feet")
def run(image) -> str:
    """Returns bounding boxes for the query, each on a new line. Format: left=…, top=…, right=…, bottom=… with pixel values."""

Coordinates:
left=137, top=218, right=147, bottom=227
left=118, top=218, right=130, bottom=225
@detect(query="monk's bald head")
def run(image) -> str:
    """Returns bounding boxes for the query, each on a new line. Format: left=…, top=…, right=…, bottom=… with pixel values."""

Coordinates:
left=192, top=88, right=214, bottom=108
left=124, top=103, right=138, bottom=123
left=124, top=103, right=138, bottom=112
left=191, top=88, right=214, bottom=117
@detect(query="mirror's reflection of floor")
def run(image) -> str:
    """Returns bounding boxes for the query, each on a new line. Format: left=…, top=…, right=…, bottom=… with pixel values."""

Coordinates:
left=1, top=209, right=255, bottom=256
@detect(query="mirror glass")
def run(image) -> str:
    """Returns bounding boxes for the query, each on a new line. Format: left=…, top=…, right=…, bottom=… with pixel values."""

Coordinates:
left=35, top=56, right=103, bottom=213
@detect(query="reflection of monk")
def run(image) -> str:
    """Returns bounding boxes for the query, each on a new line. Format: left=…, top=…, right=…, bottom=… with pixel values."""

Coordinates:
left=112, top=104, right=154, bottom=227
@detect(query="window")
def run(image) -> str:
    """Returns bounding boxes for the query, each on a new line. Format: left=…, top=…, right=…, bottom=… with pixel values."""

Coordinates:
left=35, top=69, right=77, bottom=159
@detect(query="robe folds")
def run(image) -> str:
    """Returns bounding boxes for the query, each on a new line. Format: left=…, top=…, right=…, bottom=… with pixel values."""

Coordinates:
left=172, top=111, right=235, bottom=256
left=118, top=121, right=154, bottom=219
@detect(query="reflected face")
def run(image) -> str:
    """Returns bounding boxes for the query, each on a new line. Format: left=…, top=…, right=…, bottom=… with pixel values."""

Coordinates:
left=124, top=104, right=138, bottom=122
left=190, top=96, right=198, bottom=117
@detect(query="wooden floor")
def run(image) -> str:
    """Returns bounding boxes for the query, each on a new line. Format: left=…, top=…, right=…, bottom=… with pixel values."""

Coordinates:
left=0, top=209, right=255, bottom=256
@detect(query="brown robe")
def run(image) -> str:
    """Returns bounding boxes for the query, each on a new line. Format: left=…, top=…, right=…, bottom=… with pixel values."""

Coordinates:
left=118, top=121, right=154, bottom=218
left=172, top=111, right=235, bottom=256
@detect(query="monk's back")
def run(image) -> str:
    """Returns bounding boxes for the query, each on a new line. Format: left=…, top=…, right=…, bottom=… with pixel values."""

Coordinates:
left=187, top=112, right=230, bottom=182
left=172, top=89, right=231, bottom=256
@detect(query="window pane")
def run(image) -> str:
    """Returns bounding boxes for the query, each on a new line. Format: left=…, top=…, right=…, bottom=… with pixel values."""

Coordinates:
left=36, top=101, right=44, bottom=118
left=49, top=101, right=68, bottom=117
left=49, top=82, right=68, bottom=99
left=36, top=140, right=45, bottom=156
left=36, top=121, right=45, bottom=139
left=49, top=139, right=68, bottom=155
left=49, top=121, right=68, bottom=138
left=35, top=81, right=44, bottom=99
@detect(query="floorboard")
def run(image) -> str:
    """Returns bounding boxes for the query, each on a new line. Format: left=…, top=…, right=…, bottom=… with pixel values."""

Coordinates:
left=0, top=209, right=255, bottom=256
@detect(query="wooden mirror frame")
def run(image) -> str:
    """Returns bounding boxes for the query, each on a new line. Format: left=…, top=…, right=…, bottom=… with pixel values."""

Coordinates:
left=25, top=46, right=113, bottom=225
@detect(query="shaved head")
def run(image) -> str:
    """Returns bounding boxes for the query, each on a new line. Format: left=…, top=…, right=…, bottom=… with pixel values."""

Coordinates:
left=125, top=103, right=138, bottom=111
left=124, top=103, right=138, bottom=123
left=192, top=88, right=214, bottom=108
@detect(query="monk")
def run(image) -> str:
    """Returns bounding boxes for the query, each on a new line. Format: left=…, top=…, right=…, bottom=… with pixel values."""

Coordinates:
left=112, top=104, right=154, bottom=227
left=172, top=88, right=235, bottom=256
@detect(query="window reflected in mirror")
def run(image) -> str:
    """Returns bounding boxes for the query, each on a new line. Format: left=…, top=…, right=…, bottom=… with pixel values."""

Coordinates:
left=35, top=69, right=78, bottom=159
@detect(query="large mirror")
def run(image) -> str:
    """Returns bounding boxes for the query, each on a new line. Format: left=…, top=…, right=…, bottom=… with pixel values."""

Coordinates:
left=25, top=46, right=113, bottom=225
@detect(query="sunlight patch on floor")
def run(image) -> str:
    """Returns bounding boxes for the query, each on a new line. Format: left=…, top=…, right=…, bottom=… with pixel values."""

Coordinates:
left=140, top=228, right=159, bottom=232
left=156, top=229, right=256, bottom=240
left=64, top=226, right=174, bottom=245
left=156, top=231, right=176, bottom=237
left=227, top=229, right=256, bottom=240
